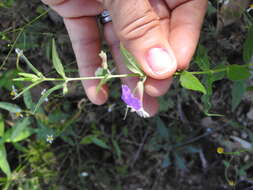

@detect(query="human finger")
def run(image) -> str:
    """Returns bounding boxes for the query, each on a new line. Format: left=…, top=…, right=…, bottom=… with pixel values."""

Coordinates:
left=98, top=0, right=177, bottom=80
left=64, top=17, right=108, bottom=105
left=103, top=22, right=159, bottom=116
left=166, top=0, right=208, bottom=70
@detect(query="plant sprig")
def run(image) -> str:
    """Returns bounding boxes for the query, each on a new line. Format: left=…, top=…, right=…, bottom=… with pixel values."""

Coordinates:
left=13, top=39, right=253, bottom=115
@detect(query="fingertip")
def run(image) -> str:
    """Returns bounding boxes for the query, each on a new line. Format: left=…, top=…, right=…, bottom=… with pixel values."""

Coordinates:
left=144, top=46, right=177, bottom=79
left=145, top=77, right=172, bottom=97
left=83, top=81, right=109, bottom=105
left=143, top=95, right=159, bottom=117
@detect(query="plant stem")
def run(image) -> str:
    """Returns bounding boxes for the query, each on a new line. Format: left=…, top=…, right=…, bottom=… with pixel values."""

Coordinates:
left=42, top=73, right=141, bottom=82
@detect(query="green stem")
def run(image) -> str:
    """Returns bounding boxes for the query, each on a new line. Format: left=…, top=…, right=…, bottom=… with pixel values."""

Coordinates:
left=42, top=73, right=141, bottom=82
left=175, top=63, right=253, bottom=76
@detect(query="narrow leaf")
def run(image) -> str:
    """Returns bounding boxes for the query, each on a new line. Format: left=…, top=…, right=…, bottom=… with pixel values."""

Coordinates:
left=23, top=90, right=35, bottom=110
left=180, top=71, right=207, bottom=94
left=156, top=117, right=169, bottom=139
left=120, top=44, right=144, bottom=77
left=91, top=137, right=110, bottom=150
left=10, top=117, right=30, bottom=142
left=112, top=140, right=122, bottom=160
left=243, top=25, right=253, bottom=64
left=52, top=39, right=66, bottom=78
left=0, top=102, right=21, bottom=113
left=0, top=114, right=4, bottom=137
left=231, top=80, right=247, bottom=111
left=80, top=135, right=94, bottom=145
left=0, top=143, right=11, bottom=177
left=33, top=83, right=64, bottom=113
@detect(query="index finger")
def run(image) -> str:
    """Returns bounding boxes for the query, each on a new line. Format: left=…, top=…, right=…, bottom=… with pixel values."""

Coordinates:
left=167, top=0, right=208, bottom=70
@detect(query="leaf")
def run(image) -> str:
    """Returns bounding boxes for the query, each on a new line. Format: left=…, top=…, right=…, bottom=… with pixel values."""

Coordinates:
left=223, top=160, right=230, bottom=168
left=52, top=39, right=66, bottom=78
left=112, top=140, right=122, bottom=160
left=33, top=83, right=64, bottom=113
left=0, top=143, right=11, bottom=178
left=201, top=64, right=226, bottom=115
left=80, top=135, right=94, bottom=145
left=80, top=135, right=110, bottom=149
left=243, top=25, right=253, bottom=64
left=120, top=44, right=144, bottom=77
left=0, top=114, right=4, bottom=137
left=23, top=90, right=35, bottom=110
left=96, top=74, right=110, bottom=93
left=174, top=153, right=187, bottom=170
left=91, top=137, right=110, bottom=150
left=194, top=44, right=210, bottom=71
left=179, top=71, right=207, bottom=94
left=227, top=64, right=251, bottom=81
left=231, top=80, right=247, bottom=111
left=0, top=102, right=21, bottom=113
left=156, top=117, right=169, bottom=139
left=10, top=117, right=31, bottom=142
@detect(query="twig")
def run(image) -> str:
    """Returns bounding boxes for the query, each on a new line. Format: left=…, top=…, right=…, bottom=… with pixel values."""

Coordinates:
left=131, top=128, right=150, bottom=167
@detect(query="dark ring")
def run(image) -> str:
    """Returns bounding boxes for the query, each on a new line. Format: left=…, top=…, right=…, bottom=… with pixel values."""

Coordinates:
left=99, top=10, right=112, bottom=24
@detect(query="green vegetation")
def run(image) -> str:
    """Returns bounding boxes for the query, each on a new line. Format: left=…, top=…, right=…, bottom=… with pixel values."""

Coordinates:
left=0, top=0, right=253, bottom=189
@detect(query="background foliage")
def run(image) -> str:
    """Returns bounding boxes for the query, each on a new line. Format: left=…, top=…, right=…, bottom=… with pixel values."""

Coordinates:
left=0, top=0, right=253, bottom=189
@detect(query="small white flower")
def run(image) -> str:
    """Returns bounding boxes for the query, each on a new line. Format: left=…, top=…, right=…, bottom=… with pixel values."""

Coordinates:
left=46, top=134, right=54, bottom=144
left=108, top=103, right=115, bottom=112
left=10, top=85, right=18, bottom=96
left=80, top=172, right=89, bottom=177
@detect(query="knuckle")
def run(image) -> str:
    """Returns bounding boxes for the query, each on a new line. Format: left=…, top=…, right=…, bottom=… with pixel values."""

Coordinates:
left=118, top=9, right=160, bottom=41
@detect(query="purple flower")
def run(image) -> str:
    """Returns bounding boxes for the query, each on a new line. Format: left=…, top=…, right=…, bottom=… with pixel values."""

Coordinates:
left=121, top=84, right=150, bottom=118
left=121, top=84, right=141, bottom=110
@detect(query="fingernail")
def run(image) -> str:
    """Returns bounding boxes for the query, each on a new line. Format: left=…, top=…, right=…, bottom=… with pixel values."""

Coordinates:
left=147, top=48, right=176, bottom=75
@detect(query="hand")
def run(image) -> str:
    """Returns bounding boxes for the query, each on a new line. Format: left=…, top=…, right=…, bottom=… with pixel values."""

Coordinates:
left=41, top=0, right=207, bottom=116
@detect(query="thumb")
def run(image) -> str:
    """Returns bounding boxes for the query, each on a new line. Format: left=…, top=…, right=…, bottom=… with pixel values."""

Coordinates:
left=102, top=0, right=177, bottom=79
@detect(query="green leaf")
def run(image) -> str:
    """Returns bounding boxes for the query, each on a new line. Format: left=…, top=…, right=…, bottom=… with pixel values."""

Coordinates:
left=231, top=80, right=247, bottom=111
left=243, top=25, right=253, bottom=64
left=156, top=117, right=169, bottom=139
left=52, top=39, right=66, bottom=78
left=10, top=118, right=31, bottom=142
left=18, top=72, right=39, bottom=79
left=194, top=44, right=210, bottom=71
left=223, top=160, right=230, bottom=168
left=120, top=44, right=144, bottom=77
left=0, top=143, right=11, bottom=178
left=112, top=140, right=122, bottom=160
left=0, top=102, right=21, bottom=113
left=96, top=74, right=110, bottom=93
left=179, top=71, right=207, bottom=94
left=201, top=64, right=226, bottom=115
left=0, top=114, right=4, bottom=137
left=227, top=64, right=251, bottom=81
left=23, top=90, right=35, bottom=110
left=80, top=135, right=110, bottom=149
left=33, top=83, right=64, bottom=113
left=91, top=137, right=110, bottom=149
left=80, top=135, right=94, bottom=145
left=174, top=153, right=187, bottom=170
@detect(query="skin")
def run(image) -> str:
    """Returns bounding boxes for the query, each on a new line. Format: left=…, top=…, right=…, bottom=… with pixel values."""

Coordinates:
left=41, top=0, right=208, bottom=116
